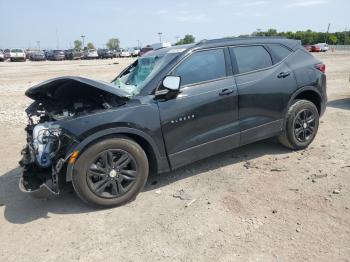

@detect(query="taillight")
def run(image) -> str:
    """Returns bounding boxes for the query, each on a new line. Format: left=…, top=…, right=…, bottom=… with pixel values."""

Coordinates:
left=315, top=63, right=326, bottom=73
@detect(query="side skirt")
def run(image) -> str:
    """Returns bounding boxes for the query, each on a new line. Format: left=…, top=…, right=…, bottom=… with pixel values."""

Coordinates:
left=169, top=132, right=240, bottom=170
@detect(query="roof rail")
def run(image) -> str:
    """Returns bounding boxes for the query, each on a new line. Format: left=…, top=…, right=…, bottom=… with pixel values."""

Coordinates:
left=197, top=36, right=288, bottom=44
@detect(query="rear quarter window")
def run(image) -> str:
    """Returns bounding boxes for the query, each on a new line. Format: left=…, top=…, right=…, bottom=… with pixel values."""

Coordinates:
left=266, top=44, right=292, bottom=63
left=231, top=46, right=272, bottom=74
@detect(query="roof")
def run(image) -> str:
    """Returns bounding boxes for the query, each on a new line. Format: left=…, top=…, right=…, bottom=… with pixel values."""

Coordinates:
left=196, top=37, right=301, bottom=50
left=141, top=37, right=300, bottom=59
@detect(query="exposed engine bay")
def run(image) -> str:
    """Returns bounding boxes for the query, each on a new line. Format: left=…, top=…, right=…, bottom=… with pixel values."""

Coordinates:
left=19, top=76, right=129, bottom=197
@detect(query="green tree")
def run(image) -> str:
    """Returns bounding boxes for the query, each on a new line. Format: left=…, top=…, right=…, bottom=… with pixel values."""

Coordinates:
left=73, top=40, right=82, bottom=50
left=106, top=38, right=120, bottom=50
left=87, top=42, right=95, bottom=49
left=328, top=35, right=338, bottom=44
left=176, top=34, right=196, bottom=45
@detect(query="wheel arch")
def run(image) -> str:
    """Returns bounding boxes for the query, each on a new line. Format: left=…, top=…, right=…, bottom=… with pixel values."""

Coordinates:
left=287, top=87, right=322, bottom=115
left=65, top=127, right=169, bottom=181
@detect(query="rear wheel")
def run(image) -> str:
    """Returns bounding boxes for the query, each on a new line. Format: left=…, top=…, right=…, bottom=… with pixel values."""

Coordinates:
left=279, top=100, right=319, bottom=150
left=72, top=137, right=149, bottom=207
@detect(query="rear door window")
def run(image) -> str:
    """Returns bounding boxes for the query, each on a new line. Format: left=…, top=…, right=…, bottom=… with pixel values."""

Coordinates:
left=173, top=49, right=227, bottom=86
left=266, top=44, right=292, bottom=63
left=231, top=46, right=272, bottom=74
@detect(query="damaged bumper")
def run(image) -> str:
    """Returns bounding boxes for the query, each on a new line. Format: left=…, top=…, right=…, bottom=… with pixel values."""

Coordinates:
left=19, top=122, right=75, bottom=198
left=19, top=174, right=59, bottom=198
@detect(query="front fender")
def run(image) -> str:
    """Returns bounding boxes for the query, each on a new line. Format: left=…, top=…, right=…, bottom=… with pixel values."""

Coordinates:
left=65, top=127, right=170, bottom=181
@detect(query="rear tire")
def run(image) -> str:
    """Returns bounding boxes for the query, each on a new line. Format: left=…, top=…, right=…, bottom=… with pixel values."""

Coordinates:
left=278, top=100, right=319, bottom=150
left=72, top=137, right=149, bottom=207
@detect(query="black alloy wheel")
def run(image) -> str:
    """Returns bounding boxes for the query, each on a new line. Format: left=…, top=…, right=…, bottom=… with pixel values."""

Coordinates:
left=72, top=137, right=149, bottom=207
left=278, top=100, right=319, bottom=150
left=87, top=149, right=137, bottom=198
left=293, top=109, right=316, bottom=142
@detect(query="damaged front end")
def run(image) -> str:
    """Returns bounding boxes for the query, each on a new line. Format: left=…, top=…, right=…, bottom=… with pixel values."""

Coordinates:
left=19, top=121, right=73, bottom=197
left=19, top=76, right=129, bottom=197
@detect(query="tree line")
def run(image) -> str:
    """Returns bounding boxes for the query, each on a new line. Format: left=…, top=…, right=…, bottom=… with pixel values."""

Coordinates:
left=73, top=38, right=120, bottom=50
left=70, top=28, right=350, bottom=51
left=241, top=29, right=350, bottom=45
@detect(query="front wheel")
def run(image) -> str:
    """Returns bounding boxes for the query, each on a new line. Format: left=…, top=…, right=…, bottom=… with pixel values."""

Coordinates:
left=279, top=100, right=319, bottom=150
left=72, top=137, right=149, bottom=207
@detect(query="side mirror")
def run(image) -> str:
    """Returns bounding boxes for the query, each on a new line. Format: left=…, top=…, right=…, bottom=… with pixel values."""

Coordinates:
left=155, top=76, right=181, bottom=99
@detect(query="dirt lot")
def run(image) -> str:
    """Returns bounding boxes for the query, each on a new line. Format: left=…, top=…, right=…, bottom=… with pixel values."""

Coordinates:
left=0, top=53, right=349, bottom=262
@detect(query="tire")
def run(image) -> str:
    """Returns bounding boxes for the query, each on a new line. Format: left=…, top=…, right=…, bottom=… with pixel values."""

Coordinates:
left=278, top=100, right=319, bottom=150
left=72, top=137, right=149, bottom=207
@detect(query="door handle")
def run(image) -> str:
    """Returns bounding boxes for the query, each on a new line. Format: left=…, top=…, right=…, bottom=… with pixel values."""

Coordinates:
left=219, top=88, right=234, bottom=96
left=277, top=72, right=290, bottom=78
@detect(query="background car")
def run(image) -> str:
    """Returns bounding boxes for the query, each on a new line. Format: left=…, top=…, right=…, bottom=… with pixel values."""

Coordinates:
left=65, top=49, right=83, bottom=60
left=303, top=45, right=312, bottom=52
left=30, top=51, right=46, bottom=61
left=311, top=45, right=321, bottom=52
left=131, top=49, right=140, bottom=57
left=97, top=49, right=114, bottom=59
left=83, top=49, right=99, bottom=59
left=3, top=49, right=11, bottom=60
left=46, top=50, right=65, bottom=60
left=139, top=46, right=153, bottom=56
left=316, top=43, right=329, bottom=52
left=0, top=50, right=4, bottom=62
left=119, top=49, right=131, bottom=58
left=9, top=48, right=26, bottom=61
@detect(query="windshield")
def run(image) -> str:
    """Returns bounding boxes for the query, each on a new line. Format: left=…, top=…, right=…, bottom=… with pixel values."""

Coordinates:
left=112, top=52, right=178, bottom=96
left=11, top=49, right=23, bottom=53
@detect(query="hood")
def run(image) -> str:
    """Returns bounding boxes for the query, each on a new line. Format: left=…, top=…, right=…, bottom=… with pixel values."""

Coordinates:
left=25, top=76, right=130, bottom=101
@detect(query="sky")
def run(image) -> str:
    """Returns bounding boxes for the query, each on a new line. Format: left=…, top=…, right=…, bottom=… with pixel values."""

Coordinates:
left=0, top=0, right=349, bottom=49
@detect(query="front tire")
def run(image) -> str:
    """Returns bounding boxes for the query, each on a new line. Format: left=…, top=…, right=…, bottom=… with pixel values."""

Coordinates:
left=72, top=137, right=149, bottom=207
left=279, top=100, right=319, bottom=150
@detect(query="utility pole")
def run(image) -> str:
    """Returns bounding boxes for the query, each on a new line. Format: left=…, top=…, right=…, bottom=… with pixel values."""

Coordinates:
left=81, top=35, right=86, bottom=50
left=324, top=23, right=330, bottom=43
left=158, top=32, right=162, bottom=43
left=56, top=29, right=60, bottom=49
left=344, top=27, right=348, bottom=45
left=36, top=41, right=40, bottom=51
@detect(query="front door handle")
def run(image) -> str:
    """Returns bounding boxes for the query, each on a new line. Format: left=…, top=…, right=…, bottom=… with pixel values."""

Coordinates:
left=277, top=72, right=291, bottom=78
left=219, top=88, right=234, bottom=96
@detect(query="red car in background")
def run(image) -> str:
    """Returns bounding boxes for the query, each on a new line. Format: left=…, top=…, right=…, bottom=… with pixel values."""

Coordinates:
left=311, top=45, right=321, bottom=52
left=304, top=45, right=312, bottom=52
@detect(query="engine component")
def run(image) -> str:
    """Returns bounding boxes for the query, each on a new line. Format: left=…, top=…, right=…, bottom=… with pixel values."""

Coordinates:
left=32, top=122, right=61, bottom=167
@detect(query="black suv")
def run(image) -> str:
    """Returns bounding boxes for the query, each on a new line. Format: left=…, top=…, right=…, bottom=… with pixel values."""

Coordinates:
left=20, top=37, right=327, bottom=207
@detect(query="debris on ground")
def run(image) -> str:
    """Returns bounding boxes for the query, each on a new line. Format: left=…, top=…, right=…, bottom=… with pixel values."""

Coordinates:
left=155, top=189, right=162, bottom=195
left=173, top=189, right=192, bottom=200
left=185, top=198, right=197, bottom=207
left=333, top=189, right=341, bottom=194
left=270, top=168, right=288, bottom=172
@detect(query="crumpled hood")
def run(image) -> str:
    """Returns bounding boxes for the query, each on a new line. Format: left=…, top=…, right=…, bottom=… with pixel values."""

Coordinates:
left=25, top=76, right=130, bottom=101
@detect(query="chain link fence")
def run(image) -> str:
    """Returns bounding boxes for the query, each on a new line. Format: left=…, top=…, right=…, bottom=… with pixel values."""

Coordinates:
left=329, top=45, right=350, bottom=51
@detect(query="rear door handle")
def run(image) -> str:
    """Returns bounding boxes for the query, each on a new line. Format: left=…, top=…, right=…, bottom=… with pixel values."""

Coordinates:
left=277, top=72, right=290, bottom=78
left=219, top=88, right=234, bottom=96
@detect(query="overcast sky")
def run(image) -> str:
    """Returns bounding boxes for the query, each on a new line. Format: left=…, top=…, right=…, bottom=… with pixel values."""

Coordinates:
left=0, top=0, right=349, bottom=49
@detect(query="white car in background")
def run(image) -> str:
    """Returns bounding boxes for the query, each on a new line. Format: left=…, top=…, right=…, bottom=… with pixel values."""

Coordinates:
left=316, top=43, right=329, bottom=52
left=10, top=48, right=26, bottom=61
left=83, top=49, right=99, bottom=59
left=0, top=50, right=4, bottom=62
left=132, top=49, right=140, bottom=57
left=119, top=49, right=131, bottom=58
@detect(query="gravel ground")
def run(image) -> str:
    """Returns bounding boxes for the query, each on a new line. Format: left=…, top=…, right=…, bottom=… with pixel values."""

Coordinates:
left=0, top=53, right=349, bottom=262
